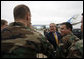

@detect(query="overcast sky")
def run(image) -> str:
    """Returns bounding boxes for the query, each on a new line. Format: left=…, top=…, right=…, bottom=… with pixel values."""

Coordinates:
left=1, top=1, right=83, bottom=26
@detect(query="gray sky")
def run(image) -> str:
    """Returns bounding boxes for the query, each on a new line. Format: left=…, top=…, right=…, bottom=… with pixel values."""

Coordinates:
left=1, top=1, right=83, bottom=27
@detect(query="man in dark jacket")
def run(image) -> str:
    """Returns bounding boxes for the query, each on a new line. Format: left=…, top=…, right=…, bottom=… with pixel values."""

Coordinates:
left=46, top=23, right=62, bottom=50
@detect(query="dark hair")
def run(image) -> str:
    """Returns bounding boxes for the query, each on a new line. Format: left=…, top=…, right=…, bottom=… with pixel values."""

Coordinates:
left=1, top=20, right=7, bottom=26
left=13, top=4, right=31, bottom=20
left=61, top=22, right=73, bottom=31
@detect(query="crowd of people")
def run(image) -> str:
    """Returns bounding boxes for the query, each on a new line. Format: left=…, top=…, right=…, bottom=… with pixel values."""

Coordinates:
left=1, top=4, right=83, bottom=58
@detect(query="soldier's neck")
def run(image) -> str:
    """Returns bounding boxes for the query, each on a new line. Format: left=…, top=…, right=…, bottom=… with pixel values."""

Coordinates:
left=15, top=19, right=27, bottom=27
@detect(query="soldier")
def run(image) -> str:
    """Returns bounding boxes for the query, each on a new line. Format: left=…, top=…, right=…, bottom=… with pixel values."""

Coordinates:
left=67, top=13, right=83, bottom=58
left=1, top=19, right=8, bottom=30
left=59, top=22, right=80, bottom=57
left=1, top=4, right=54, bottom=58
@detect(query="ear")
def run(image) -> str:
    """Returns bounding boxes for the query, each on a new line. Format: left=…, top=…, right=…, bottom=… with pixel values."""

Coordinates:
left=26, top=13, right=29, bottom=21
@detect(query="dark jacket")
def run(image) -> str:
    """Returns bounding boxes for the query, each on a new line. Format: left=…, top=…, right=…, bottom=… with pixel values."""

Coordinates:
left=46, top=32, right=62, bottom=50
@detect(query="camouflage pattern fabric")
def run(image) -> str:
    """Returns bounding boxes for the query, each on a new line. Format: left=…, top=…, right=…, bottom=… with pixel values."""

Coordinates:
left=67, top=39, right=83, bottom=58
left=1, top=22, right=54, bottom=58
left=59, top=32, right=80, bottom=57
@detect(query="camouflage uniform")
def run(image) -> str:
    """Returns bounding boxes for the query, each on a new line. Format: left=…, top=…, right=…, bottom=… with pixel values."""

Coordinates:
left=59, top=32, right=80, bottom=57
left=67, top=39, right=83, bottom=58
left=1, top=22, right=54, bottom=58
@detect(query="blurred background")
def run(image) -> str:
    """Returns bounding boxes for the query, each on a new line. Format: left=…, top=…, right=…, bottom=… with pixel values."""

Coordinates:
left=1, top=1, right=83, bottom=39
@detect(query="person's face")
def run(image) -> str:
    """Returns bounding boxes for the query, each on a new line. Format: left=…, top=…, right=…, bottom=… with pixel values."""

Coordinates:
left=4, top=22, right=8, bottom=28
left=60, top=25, right=70, bottom=36
left=49, top=24, right=56, bottom=32
left=1, top=22, right=8, bottom=30
left=81, top=16, right=83, bottom=32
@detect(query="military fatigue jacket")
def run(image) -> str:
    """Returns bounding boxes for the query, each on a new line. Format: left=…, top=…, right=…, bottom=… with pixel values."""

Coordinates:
left=1, top=22, right=54, bottom=58
left=67, top=39, right=83, bottom=58
left=59, top=32, right=80, bottom=57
